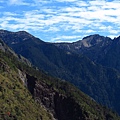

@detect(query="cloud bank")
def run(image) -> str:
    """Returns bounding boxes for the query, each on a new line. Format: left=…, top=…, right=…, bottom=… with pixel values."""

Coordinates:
left=0, top=0, right=120, bottom=42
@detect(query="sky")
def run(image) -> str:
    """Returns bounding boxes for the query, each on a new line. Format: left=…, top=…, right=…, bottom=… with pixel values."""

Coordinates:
left=0, top=0, right=120, bottom=42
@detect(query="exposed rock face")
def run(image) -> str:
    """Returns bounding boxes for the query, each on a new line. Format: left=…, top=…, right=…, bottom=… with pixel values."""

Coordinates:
left=21, top=73, right=86, bottom=120
left=0, top=42, right=5, bottom=52
left=26, top=74, right=37, bottom=95
left=34, top=81, right=56, bottom=118
left=18, top=69, right=27, bottom=86
left=53, top=93, right=85, bottom=120
left=33, top=81, right=85, bottom=120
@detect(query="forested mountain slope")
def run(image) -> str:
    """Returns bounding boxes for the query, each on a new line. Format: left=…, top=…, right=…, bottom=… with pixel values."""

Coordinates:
left=0, top=39, right=119, bottom=120
left=1, top=30, right=120, bottom=115
left=55, top=34, right=120, bottom=72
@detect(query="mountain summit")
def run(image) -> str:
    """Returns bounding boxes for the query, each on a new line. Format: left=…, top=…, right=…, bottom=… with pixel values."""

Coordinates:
left=55, top=34, right=112, bottom=53
left=0, top=30, right=44, bottom=45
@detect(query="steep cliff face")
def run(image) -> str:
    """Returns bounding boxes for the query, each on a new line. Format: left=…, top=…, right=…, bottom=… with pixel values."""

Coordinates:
left=24, top=72, right=119, bottom=120
left=34, top=80, right=90, bottom=120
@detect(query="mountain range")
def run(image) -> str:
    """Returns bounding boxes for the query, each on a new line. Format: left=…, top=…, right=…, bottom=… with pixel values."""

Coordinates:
left=1, top=30, right=120, bottom=118
left=55, top=34, right=120, bottom=72
left=1, top=34, right=119, bottom=119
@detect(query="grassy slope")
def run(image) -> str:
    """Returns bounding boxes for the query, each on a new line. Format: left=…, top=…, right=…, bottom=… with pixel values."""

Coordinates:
left=0, top=51, right=53, bottom=120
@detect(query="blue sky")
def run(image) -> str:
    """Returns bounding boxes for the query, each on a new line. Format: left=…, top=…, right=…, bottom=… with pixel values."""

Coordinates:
left=0, top=0, right=120, bottom=42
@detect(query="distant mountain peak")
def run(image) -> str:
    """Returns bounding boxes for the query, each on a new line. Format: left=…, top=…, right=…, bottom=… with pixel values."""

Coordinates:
left=0, top=30, right=44, bottom=45
left=0, top=29, right=33, bottom=38
left=81, top=34, right=104, bottom=47
left=82, top=34, right=111, bottom=42
left=73, top=34, right=111, bottom=48
left=15, top=30, right=34, bottom=38
left=82, top=34, right=101, bottom=40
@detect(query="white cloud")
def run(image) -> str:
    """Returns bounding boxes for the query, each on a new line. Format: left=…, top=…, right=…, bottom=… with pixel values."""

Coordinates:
left=9, top=0, right=30, bottom=5
left=108, top=35, right=118, bottom=39
left=0, top=0, right=120, bottom=42
left=75, top=1, right=89, bottom=7
left=56, top=0, right=77, bottom=2
left=52, top=35, right=82, bottom=43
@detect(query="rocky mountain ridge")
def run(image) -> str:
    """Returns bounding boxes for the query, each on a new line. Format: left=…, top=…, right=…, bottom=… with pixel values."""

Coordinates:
left=54, top=34, right=120, bottom=72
